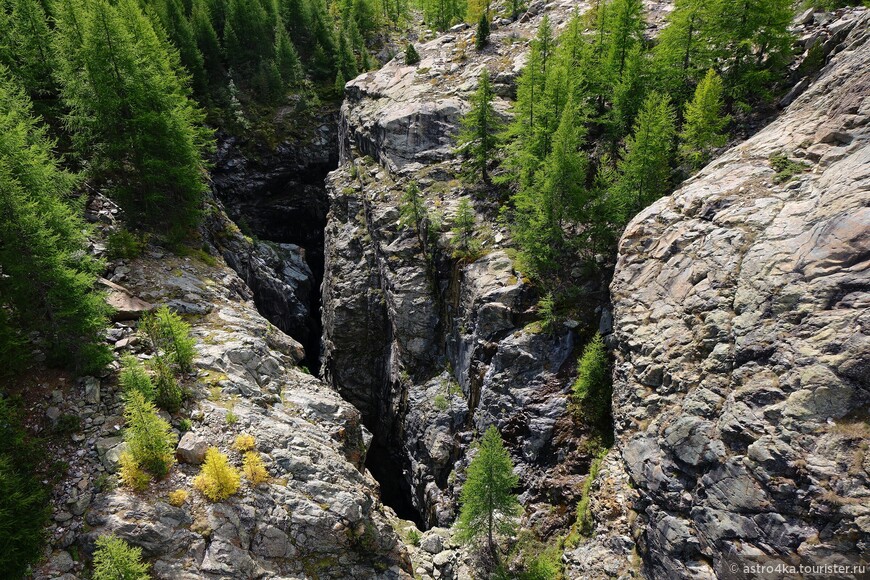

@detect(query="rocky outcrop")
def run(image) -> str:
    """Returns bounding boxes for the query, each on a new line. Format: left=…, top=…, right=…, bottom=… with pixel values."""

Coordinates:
left=34, top=236, right=412, bottom=579
left=609, top=13, right=870, bottom=579
left=322, top=2, right=603, bottom=538
left=207, top=201, right=314, bottom=363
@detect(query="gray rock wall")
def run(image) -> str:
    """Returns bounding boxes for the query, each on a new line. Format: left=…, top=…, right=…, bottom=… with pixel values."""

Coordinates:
left=610, top=14, right=870, bottom=579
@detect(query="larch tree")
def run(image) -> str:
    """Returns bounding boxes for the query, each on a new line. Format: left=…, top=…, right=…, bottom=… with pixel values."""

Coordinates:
left=456, top=68, right=500, bottom=184
left=679, top=69, right=729, bottom=169
left=0, top=68, right=111, bottom=374
left=53, top=0, right=212, bottom=241
left=456, top=425, right=522, bottom=559
left=611, top=91, right=676, bottom=222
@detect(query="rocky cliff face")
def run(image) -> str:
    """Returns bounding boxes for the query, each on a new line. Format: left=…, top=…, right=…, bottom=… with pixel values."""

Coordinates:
left=34, top=218, right=411, bottom=579
left=321, top=1, right=611, bottom=540
left=605, top=12, right=870, bottom=579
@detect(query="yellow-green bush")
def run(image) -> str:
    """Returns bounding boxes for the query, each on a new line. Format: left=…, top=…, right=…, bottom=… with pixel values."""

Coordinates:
left=242, top=452, right=269, bottom=485
left=194, top=448, right=240, bottom=501
left=233, top=433, right=256, bottom=453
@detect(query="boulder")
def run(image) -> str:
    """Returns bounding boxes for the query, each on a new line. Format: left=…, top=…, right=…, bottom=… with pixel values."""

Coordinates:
left=175, top=432, right=208, bottom=464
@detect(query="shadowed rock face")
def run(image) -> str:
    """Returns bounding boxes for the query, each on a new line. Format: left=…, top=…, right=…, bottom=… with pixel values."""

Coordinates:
left=609, top=14, right=870, bottom=579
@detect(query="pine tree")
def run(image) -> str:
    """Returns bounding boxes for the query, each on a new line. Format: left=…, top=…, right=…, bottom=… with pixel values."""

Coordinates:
left=123, top=390, right=177, bottom=478
left=511, top=100, right=588, bottom=276
left=612, top=91, right=676, bottom=221
left=404, top=42, right=420, bottom=65
left=456, top=425, right=521, bottom=558
left=498, top=17, right=554, bottom=189
left=679, top=69, right=729, bottom=169
left=92, top=536, right=150, bottom=580
left=572, top=333, right=612, bottom=432
left=398, top=181, right=429, bottom=247
left=450, top=198, right=480, bottom=260
left=605, top=0, right=644, bottom=81
left=150, top=0, right=209, bottom=100
left=651, top=0, right=712, bottom=107
left=456, top=69, right=500, bottom=184
left=191, top=0, right=226, bottom=100
left=275, top=25, right=303, bottom=88
left=0, top=68, right=111, bottom=375
left=53, top=0, right=213, bottom=240
left=475, top=12, right=490, bottom=51
left=4, top=0, right=56, bottom=98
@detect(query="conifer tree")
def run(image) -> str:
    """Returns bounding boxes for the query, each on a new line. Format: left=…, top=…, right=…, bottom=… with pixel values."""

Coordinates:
left=404, top=42, right=420, bottom=65
left=651, top=0, right=712, bottom=106
left=605, top=0, right=644, bottom=80
left=612, top=91, right=676, bottom=221
left=399, top=181, right=429, bottom=250
left=53, top=0, right=212, bottom=240
left=191, top=0, right=226, bottom=99
left=499, top=17, right=553, bottom=189
left=93, top=536, right=150, bottom=580
left=475, top=12, right=490, bottom=51
left=456, top=425, right=521, bottom=558
left=123, top=390, right=177, bottom=478
left=456, top=69, right=500, bottom=184
left=0, top=68, right=111, bottom=375
left=511, top=101, right=588, bottom=275
left=450, top=198, right=480, bottom=260
left=4, top=0, right=56, bottom=98
left=150, top=0, right=210, bottom=99
left=679, top=69, right=729, bottom=169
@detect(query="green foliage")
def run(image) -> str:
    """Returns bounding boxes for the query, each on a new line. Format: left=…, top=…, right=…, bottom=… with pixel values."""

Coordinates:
left=421, top=0, right=464, bottom=30
left=456, top=69, right=500, bottom=184
left=679, top=69, right=729, bottom=169
left=769, top=152, right=810, bottom=183
left=611, top=91, right=676, bottom=221
left=54, top=414, right=83, bottom=436
left=0, top=0, right=56, bottom=99
left=53, top=0, right=213, bottom=241
left=107, top=230, right=145, bottom=260
left=405, top=43, right=420, bottom=65
left=407, top=528, right=422, bottom=546
left=0, top=398, right=49, bottom=577
left=456, top=425, right=522, bottom=556
left=475, top=13, right=490, bottom=51
left=0, top=69, right=111, bottom=376
left=537, top=293, right=557, bottom=333
left=434, top=394, right=449, bottom=411
left=151, top=356, right=183, bottom=413
left=123, top=391, right=177, bottom=479
left=572, top=334, right=612, bottom=433
left=120, top=355, right=156, bottom=402
left=574, top=451, right=606, bottom=539
left=450, top=198, right=481, bottom=261
left=92, top=535, right=150, bottom=580
left=194, top=447, right=241, bottom=501
left=142, top=306, right=197, bottom=374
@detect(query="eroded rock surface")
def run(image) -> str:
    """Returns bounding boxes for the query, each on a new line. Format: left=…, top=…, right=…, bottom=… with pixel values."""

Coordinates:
left=609, top=14, right=870, bottom=579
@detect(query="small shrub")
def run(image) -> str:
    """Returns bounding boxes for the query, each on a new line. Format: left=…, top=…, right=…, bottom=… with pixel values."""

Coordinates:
left=434, top=394, right=449, bottom=411
left=178, top=418, right=193, bottom=432
left=54, top=413, right=82, bottom=435
left=242, top=452, right=269, bottom=485
left=225, top=409, right=239, bottom=425
left=537, top=293, right=557, bottom=333
left=151, top=357, right=182, bottom=413
left=106, top=229, right=143, bottom=260
left=405, top=43, right=421, bottom=65
left=92, top=535, right=150, bottom=580
left=119, top=355, right=155, bottom=401
left=0, top=397, right=49, bottom=577
left=233, top=433, right=256, bottom=453
left=572, top=333, right=612, bottom=434
left=142, top=306, right=196, bottom=373
left=407, top=528, right=421, bottom=546
left=123, top=391, right=177, bottom=479
left=168, top=489, right=189, bottom=507
left=118, top=452, right=149, bottom=491
left=194, top=447, right=241, bottom=501
left=769, top=152, right=810, bottom=183
left=475, top=13, right=490, bottom=50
